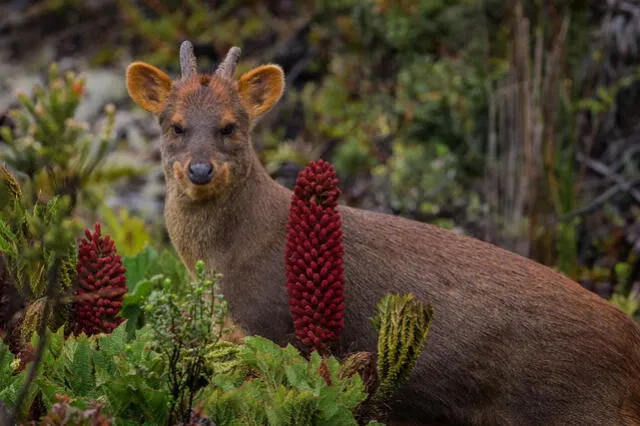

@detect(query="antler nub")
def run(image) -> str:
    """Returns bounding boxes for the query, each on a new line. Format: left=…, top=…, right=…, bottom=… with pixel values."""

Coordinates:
left=180, top=40, right=198, bottom=79
left=215, top=47, right=242, bottom=79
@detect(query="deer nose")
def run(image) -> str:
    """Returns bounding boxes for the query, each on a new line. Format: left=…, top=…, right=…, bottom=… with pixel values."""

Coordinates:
left=187, top=162, right=214, bottom=185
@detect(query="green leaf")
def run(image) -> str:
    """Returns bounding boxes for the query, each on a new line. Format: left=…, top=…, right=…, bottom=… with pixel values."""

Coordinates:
left=66, top=334, right=94, bottom=396
left=284, top=362, right=307, bottom=390
left=151, top=249, right=190, bottom=289
left=123, top=274, right=164, bottom=306
left=93, top=350, right=116, bottom=388
left=121, top=307, right=143, bottom=339
left=0, top=216, right=18, bottom=254
left=201, top=336, right=367, bottom=425
left=33, top=377, right=67, bottom=409
left=0, top=342, right=27, bottom=407
left=97, top=322, right=127, bottom=356
left=123, top=245, right=158, bottom=293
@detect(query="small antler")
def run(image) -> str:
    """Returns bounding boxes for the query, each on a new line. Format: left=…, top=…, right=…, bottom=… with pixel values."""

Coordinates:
left=180, top=40, right=198, bottom=79
left=215, top=47, right=242, bottom=79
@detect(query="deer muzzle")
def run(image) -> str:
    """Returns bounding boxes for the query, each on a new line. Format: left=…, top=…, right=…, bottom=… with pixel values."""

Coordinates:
left=187, top=161, right=214, bottom=185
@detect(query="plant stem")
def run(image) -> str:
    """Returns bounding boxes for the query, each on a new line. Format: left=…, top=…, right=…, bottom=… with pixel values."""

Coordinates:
left=2, top=256, right=61, bottom=426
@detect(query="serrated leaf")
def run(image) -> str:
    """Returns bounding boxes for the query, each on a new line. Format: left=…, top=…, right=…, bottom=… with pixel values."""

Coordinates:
left=101, top=379, right=131, bottom=414
left=33, top=377, right=67, bottom=408
left=0, top=342, right=27, bottom=407
left=97, top=322, right=126, bottom=355
left=67, top=334, right=94, bottom=396
left=316, top=385, right=340, bottom=417
left=0, top=216, right=18, bottom=254
left=284, top=363, right=305, bottom=390
left=205, top=389, right=241, bottom=425
left=93, top=348, right=116, bottom=388
left=336, top=378, right=367, bottom=409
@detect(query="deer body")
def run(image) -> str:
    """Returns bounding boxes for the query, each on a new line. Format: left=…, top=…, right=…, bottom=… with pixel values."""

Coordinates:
left=127, top=42, right=640, bottom=425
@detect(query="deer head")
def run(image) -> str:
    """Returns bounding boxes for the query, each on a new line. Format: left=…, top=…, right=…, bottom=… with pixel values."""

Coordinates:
left=125, top=41, right=285, bottom=202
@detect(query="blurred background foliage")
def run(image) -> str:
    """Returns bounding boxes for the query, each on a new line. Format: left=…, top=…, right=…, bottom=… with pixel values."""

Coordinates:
left=0, top=0, right=639, bottom=317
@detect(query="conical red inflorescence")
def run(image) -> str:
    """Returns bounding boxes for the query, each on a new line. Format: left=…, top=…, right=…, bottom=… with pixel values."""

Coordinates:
left=70, top=223, right=127, bottom=336
left=285, top=159, right=345, bottom=353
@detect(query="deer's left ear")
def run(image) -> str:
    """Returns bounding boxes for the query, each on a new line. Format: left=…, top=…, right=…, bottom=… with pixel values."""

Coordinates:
left=237, top=65, right=285, bottom=120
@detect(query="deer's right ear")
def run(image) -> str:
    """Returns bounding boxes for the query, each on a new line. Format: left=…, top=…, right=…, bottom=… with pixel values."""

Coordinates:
left=126, top=62, right=172, bottom=115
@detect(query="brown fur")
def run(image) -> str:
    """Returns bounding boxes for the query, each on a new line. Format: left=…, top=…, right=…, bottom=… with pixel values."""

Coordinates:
left=126, top=58, right=640, bottom=425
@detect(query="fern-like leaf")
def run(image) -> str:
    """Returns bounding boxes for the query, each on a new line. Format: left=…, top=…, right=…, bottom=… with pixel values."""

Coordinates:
left=67, top=334, right=94, bottom=396
left=372, top=293, right=433, bottom=404
left=0, top=341, right=27, bottom=406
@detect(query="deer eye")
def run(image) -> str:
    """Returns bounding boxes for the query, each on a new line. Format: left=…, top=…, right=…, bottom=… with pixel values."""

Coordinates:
left=220, top=124, right=235, bottom=137
left=171, top=124, right=184, bottom=136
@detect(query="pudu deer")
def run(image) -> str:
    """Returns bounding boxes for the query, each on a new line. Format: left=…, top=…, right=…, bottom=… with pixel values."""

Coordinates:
left=126, top=41, right=640, bottom=425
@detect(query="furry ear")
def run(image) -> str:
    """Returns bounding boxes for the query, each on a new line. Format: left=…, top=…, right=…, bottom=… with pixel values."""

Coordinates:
left=126, top=62, right=172, bottom=115
left=237, top=65, right=285, bottom=120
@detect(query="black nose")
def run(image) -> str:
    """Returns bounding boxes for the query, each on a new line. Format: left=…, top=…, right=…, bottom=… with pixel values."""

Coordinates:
left=188, top=162, right=214, bottom=185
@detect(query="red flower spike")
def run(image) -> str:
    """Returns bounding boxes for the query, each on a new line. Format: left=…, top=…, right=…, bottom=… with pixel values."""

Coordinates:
left=70, top=222, right=127, bottom=336
left=285, top=160, right=345, bottom=353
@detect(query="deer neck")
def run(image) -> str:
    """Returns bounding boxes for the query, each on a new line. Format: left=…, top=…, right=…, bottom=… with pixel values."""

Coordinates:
left=164, top=152, right=291, bottom=274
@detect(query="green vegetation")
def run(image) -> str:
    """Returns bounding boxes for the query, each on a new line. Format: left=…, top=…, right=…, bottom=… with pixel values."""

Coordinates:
left=202, top=337, right=368, bottom=426
left=0, top=212, right=428, bottom=425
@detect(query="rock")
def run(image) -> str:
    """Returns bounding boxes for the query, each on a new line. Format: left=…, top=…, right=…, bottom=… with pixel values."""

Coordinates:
left=0, top=68, right=40, bottom=111
left=75, top=68, right=127, bottom=123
